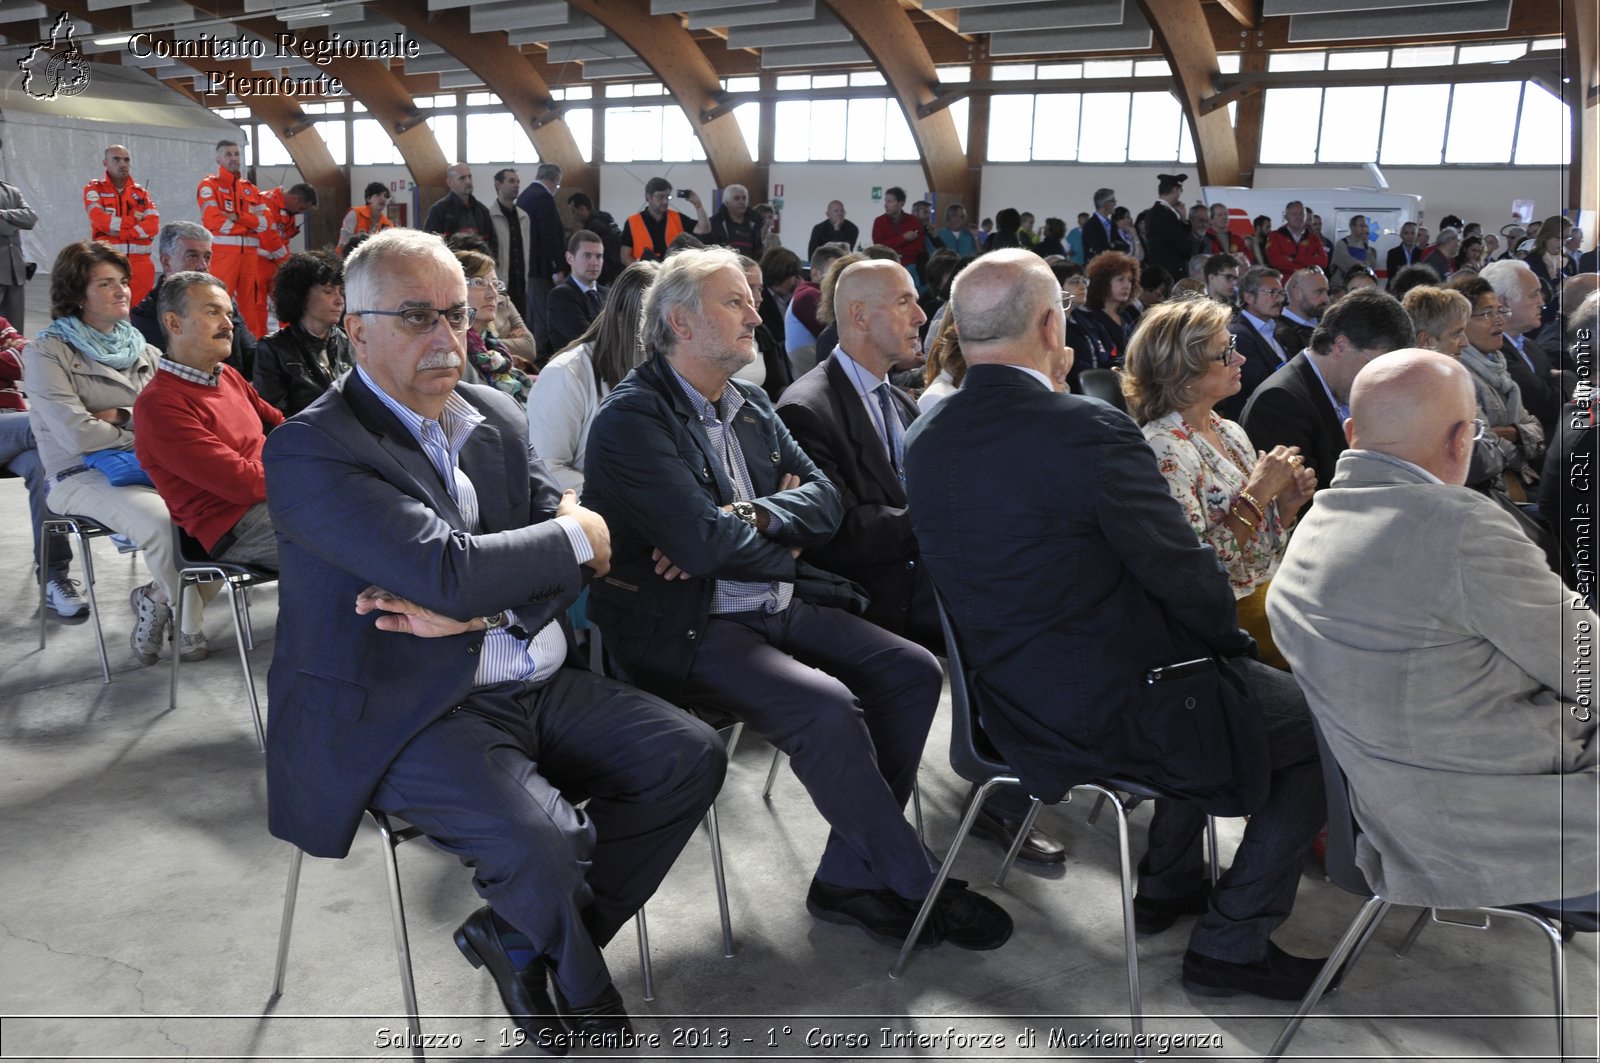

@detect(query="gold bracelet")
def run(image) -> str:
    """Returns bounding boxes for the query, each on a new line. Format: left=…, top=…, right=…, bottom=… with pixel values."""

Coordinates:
left=1237, top=489, right=1265, bottom=522
left=1232, top=502, right=1257, bottom=530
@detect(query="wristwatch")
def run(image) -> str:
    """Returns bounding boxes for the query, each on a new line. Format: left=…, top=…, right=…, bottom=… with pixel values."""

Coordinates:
left=478, top=611, right=508, bottom=631
left=730, top=500, right=761, bottom=529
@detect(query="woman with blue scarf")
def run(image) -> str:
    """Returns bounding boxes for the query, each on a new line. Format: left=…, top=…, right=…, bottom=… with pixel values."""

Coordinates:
left=23, top=241, right=209, bottom=666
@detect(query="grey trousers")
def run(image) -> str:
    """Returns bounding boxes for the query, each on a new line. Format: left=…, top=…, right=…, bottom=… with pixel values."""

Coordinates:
left=1139, top=656, right=1325, bottom=963
left=212, top=501, right=279, bottom=571
left=369, top=671, right=726, bottom=1005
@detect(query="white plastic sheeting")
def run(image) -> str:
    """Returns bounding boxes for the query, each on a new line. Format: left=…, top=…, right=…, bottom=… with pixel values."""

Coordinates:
left=0, top=62, right=242, bottom=277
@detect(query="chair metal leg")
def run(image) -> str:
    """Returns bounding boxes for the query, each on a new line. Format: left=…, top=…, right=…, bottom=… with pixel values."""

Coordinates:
left=222, top=580, right=267, bottom=752
left=761, top=748, right=784, bottom=799
left=373, top=814, right=425, bottom=1062
left=634, top=908, right=655, bottom=1002
left=1264, top=897, right=1391, bottom=1063
left=721, top=721, right=744, bottom=757
left=37, top=520, right=49, bottom=651
left=270, top=847, right=305, bottom=999
left=241, top=584, right=255, bottom=650
left=703, top=802, right=735, bottom=958
left=74, top=526, right=110, bottom=684
left=1395, top=907, right=1432, bottom=958
left=891, top=775, right=1020, bottom=979
left=1101, top=785, right=1146, bottom=1058
left=1485, top=907, right=1568, bottom=1060
left=169, top=576, right=187, bottom=710
left=993, top=797, right=1044, bottom=888
left=1327, top=900, right=1394, bottom=993
left=1087, top=792, right=1107, bottom=826
left=1205, top=815, right=1220, bottom=888
left=911, top=777, right=924, bottom=845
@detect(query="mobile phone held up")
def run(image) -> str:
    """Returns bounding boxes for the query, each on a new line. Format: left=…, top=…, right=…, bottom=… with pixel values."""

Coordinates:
left=676, top=189, right=694, bottom=200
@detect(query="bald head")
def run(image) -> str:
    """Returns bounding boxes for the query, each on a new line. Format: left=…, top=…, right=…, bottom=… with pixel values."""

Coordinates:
left=950, top=249, right=1071, bottom=384
left=1347, top=349, right=1478, bottom=485
left=835, top=259, right=925, bottom=376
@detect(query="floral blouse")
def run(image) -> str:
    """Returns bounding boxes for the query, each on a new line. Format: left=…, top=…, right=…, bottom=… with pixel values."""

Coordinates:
left=1142, top=410, right=1286, bottom=598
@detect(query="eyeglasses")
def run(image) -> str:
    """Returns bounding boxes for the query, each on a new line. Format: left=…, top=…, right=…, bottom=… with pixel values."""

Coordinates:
left=1472, top=418, right=1488, bottom=441
left=1060, top=294, right=1075, bottom=312
left=1211, top=333, right=1239, bottom=365
left=1470, top=306, right=1513, bottom=320
left=353, top=306, right=477, bottom=334
left=468, top=277, right=507, bottom=294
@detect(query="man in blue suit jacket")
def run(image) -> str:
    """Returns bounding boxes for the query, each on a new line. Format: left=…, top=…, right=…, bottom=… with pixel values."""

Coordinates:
left=263, top=229, right=724, bottom=1048
left=905, top=250, right=1326, bottom=1003
left=583, top=247, right=1012, bottom=954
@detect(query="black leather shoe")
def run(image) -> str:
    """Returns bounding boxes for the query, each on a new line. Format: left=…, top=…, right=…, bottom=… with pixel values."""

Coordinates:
left=1181, top=942, right=1329, bottom=1001
left=454, top=906, right=566, bottom=1054
left=551, top=981, right=633, bottom=1051
left=971, top=808, right=1068, bottom=866
left=806, top=877, right=939, bottom=949
left=926, top=879, right=1014, bottom=951
left=1133, top=881, right=1212, bottom=935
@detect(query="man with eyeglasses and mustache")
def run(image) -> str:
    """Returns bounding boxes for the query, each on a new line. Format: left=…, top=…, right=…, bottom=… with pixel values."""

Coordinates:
left=261, top=228, right=726, bottom=1050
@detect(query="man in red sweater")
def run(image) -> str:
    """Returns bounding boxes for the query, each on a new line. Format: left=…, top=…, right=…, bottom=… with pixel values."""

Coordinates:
left=133, top=272, right=284, bottom=573
left=1264, top=200, right=1329, bottom=276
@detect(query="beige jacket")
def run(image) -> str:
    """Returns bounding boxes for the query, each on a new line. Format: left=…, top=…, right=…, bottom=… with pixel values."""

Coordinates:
left=22, top=331, right=160, bottom=478
left=1268, top=449, right=1598, bottom=908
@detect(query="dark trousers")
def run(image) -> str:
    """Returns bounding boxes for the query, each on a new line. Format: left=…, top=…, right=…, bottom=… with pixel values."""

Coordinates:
left=370, top=670, right=726, bottom=1004
left=525, top=275, right=554, bottom=357
left=1139, top=656, right=1325, bottom=963
left=684, top=600, right=942, bottom=899
left=0, top=282, right=22, bottom=333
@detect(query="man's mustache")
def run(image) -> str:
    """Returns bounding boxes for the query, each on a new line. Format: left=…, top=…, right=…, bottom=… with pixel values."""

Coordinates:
left=418, top=351, right=463, bottom=370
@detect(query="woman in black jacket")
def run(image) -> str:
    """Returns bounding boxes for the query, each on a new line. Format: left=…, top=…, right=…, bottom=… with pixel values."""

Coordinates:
left=253, top=250, right=351, bottom=417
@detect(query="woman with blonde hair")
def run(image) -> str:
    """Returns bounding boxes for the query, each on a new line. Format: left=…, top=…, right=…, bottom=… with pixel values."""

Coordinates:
left=1122, top=297, right=1315, bottom=666
left=918, top=311, right=966, bottom=412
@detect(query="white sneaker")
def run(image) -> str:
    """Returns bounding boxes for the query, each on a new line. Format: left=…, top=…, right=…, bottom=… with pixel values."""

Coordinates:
left=128, top=583, right=171, bottom=665
left=45, top=573, right=88, bottom=618
left=173, top=629, right=209, bottom=663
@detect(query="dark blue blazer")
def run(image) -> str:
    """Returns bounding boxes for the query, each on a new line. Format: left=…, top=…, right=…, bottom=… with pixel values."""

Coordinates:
left=516, top=181, right=565, bottom=282
left=262, top=370, right=583, bottom=857
left=546, top=277, right=604, bottom=356
left=1080, top=213, right=1127, bottom=261
left=581, top=353, right=843, bottom=699
left=1239, top=351, right=1345, bottom=492
left=1218, top=313, right=1288, bottom=422
left=903, top=364, right=1251, bottom=803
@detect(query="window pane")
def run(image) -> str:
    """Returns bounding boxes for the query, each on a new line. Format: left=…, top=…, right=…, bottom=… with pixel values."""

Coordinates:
left=732, top=101, right=760, bottom=159
left=1379, top=84, right=1448, bottom=164
left=605, top=84, right=633, bottom=98
left=850, top=71, right=886, bottom=87
left=315, top=120, right=346, bottom=165
left=1530, top=37, right=1563, bottom=51
left=1037, top=63, right=1080, bottom=78
left=1514, top=81, right=1571, bottom=165
left=1445, top=81, right=1520, bottom=163
left=1392, top=45, right=1454, bottom=68
left=353, top=118, right=400, bottom=164
left=1134, top=59, right=1169, bottom=77
left=1269, top=52, right=1325, bottom=72
left=663, top=104, right=699, bottom=161
left=1128, top=90, right=1182, bottom=161
left=563, top=86, right=592, bottom=101
left=1178, top=118, right=1196, bottom=164
left=884, top=102, right=918, bottom=161
left=1217, top=54, right=1240, bottom=74
left=1077, top=93, right=1130, bottom=162
left=255, top=125, right=292, bottom=167
left=1458, top=42, right=1525, bottom=63
left=467, top=112, right=517, bottom=164
left=1259, top=87, right=1322, bottom=164
left=937, top=65, right=970, bottom=82
left=776, top=75, right=809, bottom=90
left=1084, top=59, right=1132, bottom=77
left=846, top=97, right=886, bottom=162
left=724, top=76, right=759, bottom=93
left=1030, top=94, right=1079, bottom=161
left=949, top=97, right=969, bottom=154
left=1318, top=85, right=1384, bottom=162
left=986, top=94, right=1034, bottom=162
left=1327, top=50, right=1387, bottom=70
left=565, top=108, right=593, bottom=163
left=774, top=100, right=811, bottom=161
left=993, top=64, right=1034, bottom=81
left=813, top=74, right=847, bottom=89
left=809, top=99, right=846, bottom=160
left=466, top=91, right=493, bottom=106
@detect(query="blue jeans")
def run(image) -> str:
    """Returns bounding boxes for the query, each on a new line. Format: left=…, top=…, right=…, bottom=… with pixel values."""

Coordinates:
left=0, top=411, right=71, bottom=576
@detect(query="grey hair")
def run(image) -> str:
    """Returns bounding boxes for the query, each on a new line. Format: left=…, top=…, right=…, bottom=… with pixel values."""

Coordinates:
left=156, top=271, right=226, bottom=338
left=534, top=162, right=562, bottom=183
left=950, top=248, right=1060, bottom=346
left=158, top=220, right=210, bottom=263
left=343, top=227, right=456, bottom=316
left=724, top=183, right=748, bottom=199
left=1434, top=226, right=1462, bottom=246
left=1479, top=258, right=1535, bottom=304
left=644, top=246, right=743, bottom=357
left=1241, top=264, right=1282, bottom=295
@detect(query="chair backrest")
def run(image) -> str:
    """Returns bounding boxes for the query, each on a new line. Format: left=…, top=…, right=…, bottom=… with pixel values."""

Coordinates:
left=932, top=589, right=1014, bottom=784
left=172, top=521, right=212, bottom=566
left=1309, top=713, right=1377, bottom=898
left=1078, top=368, right=1128, bottom=412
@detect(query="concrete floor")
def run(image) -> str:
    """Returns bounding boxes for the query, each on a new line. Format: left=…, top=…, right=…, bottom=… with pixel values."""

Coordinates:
left=2, top=272, right=1596, bottom=1061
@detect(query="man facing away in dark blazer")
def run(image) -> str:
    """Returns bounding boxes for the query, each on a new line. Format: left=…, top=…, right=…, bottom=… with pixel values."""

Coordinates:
left=775, top=259, right=1067, bottom=867
left=1242, top=288, right=1417, bottom=493
left=905, top=249, right=1329, bottom=1003
left=262, top=229, right=725, bottom=1049
left=544, top=229, right=607, bottom=358
left=582, top=247, right=1013, bottom=955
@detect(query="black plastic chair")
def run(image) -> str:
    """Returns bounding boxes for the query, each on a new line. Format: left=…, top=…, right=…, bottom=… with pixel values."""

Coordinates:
left=1077, top=368, right=1128, bottom=412
left=892, top=592, right=1219, bottom=1059
left=169, top=523, right=276, bottom=751
left=1265, top=716, right=1582, bottom=1061
left=37, top=511, right=113, bottom=684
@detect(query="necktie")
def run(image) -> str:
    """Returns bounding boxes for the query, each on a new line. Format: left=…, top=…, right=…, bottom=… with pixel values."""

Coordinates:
left=585, top=287, right=602, bottom=316
left=874, top=383, right=904, bottom=478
